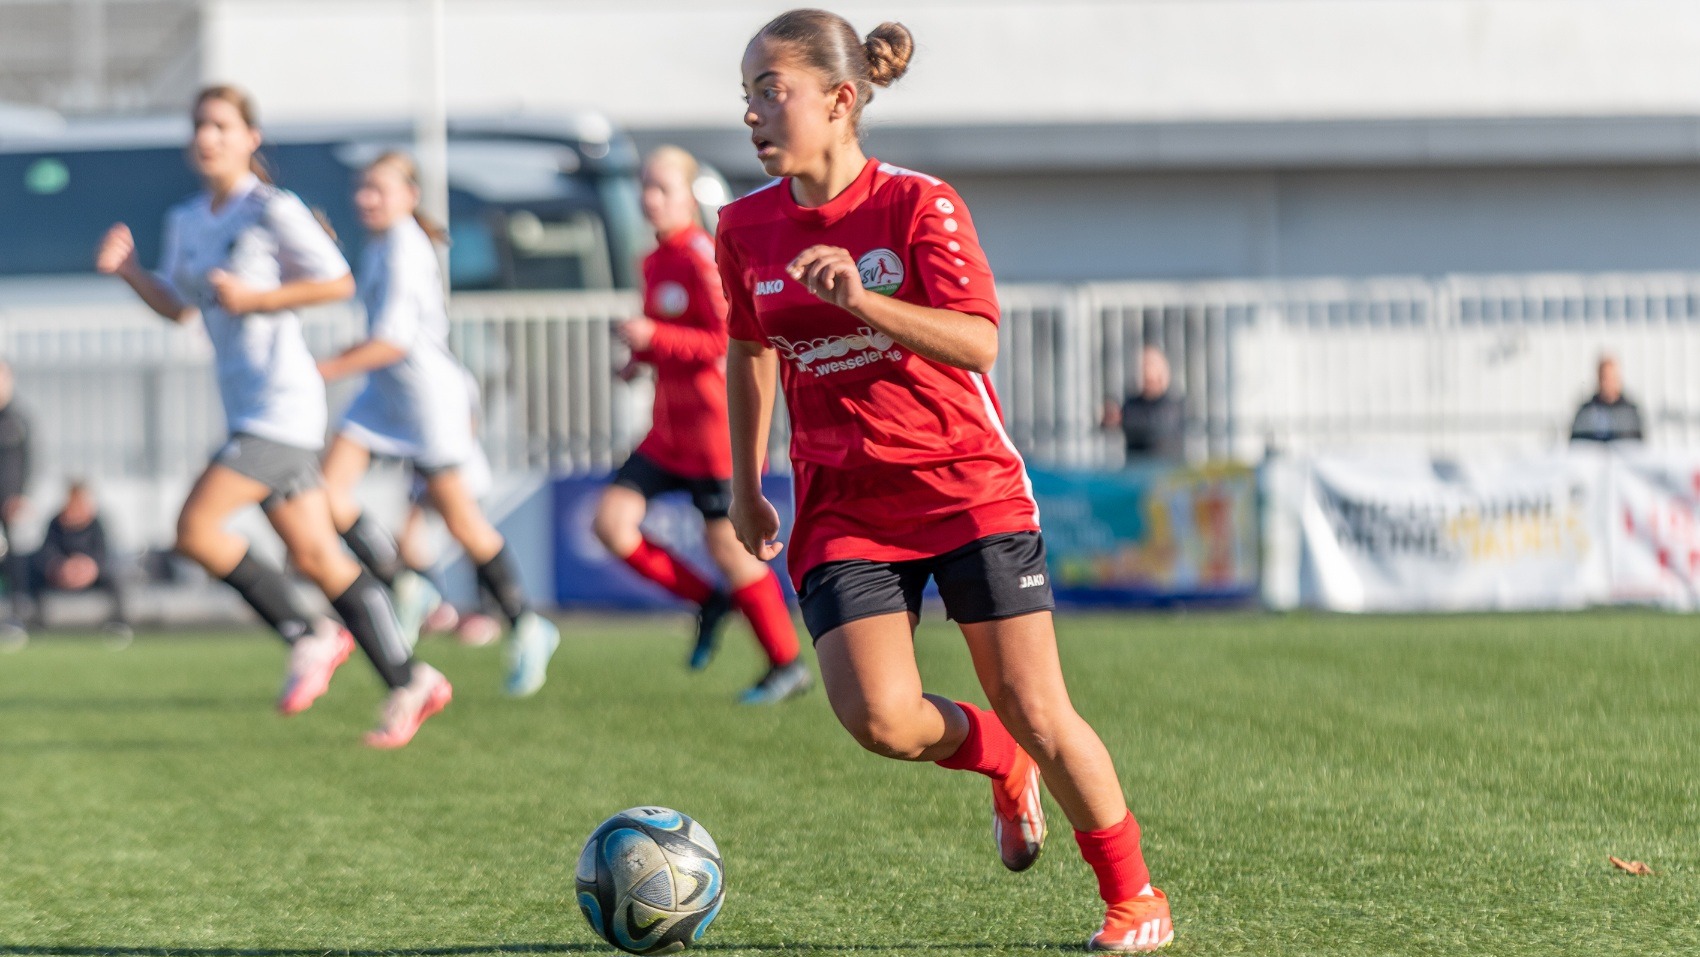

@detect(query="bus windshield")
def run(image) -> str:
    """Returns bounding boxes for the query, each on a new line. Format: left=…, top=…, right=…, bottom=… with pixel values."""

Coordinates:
left=0, top=134, right=641, bottom=291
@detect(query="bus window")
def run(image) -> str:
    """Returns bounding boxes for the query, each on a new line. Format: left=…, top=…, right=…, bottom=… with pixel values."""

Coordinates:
left=504, top=208, right=613, bottom=290
left=0, top=147, right=195, bottom=276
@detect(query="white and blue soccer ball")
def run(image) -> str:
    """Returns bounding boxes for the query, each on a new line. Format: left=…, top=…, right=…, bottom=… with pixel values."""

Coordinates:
left=576, top=806, right=725, bottom=955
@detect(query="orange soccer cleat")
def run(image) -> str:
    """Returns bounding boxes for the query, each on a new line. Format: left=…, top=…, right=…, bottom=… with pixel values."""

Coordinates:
left=1088, top=889, right=1174, bottom=953
left=992, top=746, right=1046, bottom=871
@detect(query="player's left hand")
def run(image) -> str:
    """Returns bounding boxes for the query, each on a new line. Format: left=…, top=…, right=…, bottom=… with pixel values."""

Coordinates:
left=729, top=493, right=785, bottom=561
left=616, top=317, right=656, bottom=351
left=207, top=270, right=265, bottom=314
left=788, top=245, right=867, bottom=313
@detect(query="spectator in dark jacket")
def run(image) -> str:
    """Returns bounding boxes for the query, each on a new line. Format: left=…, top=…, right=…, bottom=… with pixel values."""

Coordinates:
left=0, top=361, right=31, bottom=629
left=1103, top=345, right=1185, bottom=463
left=24, top=480, right=130, bottom=638
left=1570, top=354, right=1644, bottom=443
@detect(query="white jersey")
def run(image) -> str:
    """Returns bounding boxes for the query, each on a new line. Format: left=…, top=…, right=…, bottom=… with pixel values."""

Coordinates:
left=155, top=174, right=348, bottom=450
left=339, top=216, right=476, bottom=468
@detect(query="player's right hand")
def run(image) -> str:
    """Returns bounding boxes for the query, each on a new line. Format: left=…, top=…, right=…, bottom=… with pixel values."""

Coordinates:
left=730, top=493, right=784, bottom=561
left=95, top=223, right=138, bottom=276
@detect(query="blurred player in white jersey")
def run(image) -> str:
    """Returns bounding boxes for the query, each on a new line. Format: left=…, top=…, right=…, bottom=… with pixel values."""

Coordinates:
left=96, top=86, right=450, bottom=747
left=317, top=152, right=560, bottom=697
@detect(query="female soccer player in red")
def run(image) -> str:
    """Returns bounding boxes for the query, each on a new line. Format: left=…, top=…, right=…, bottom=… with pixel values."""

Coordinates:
left=595, top=146, right=811, bottom=705
left=721, top=11, right=1173, bottom=951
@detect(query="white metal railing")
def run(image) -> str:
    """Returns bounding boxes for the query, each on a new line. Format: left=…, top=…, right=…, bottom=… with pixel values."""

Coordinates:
left=9, top=273, right=1700, bottom=495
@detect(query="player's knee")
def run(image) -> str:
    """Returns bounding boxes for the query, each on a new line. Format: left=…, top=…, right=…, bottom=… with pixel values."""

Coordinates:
left=174, top=513, right=210, bottom=561
left=288, top=540, right=343, bottom=583
left=592, top=504, right=638, bottom=554
left=840, top=704, right=931, bottom=760
left=990, top=696, right=1071, bottom=759
left=706, top=533, right=751, bottom=573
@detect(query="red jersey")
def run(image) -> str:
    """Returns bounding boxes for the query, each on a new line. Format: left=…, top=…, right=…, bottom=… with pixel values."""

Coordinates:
left=632, top=223, right=732, bottom=479
left=717, top=157, right=1039, bottom=585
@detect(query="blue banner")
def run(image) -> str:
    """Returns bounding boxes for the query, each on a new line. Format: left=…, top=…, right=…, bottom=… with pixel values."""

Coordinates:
left=1027, top=463, right=1260, bottom=606
left=553, top=464, right=1258, bottom=609
left=553, top=474, right=796, bottom=609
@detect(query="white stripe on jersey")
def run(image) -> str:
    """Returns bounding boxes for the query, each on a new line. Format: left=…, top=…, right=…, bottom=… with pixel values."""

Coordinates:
left=969, top=371, right=1040, bottom=524
left=877, top=163, right=942, bottom=186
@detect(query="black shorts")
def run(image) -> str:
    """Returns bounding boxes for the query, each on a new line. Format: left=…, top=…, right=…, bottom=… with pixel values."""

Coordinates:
left=797, top=531, right=1056, bottom=641
left=612, top=452, right=733, bottom=520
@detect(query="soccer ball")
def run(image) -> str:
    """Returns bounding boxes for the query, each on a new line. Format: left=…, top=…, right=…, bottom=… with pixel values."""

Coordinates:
left=575, top=806, right=725, bottom=954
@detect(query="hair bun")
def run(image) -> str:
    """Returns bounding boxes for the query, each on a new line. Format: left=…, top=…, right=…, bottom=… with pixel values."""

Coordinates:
left=864, top=21, right=914, bottom=87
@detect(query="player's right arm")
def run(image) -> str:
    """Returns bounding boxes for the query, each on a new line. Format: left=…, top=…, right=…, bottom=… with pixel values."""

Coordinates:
left=96, top=222, right=192, bottom=323
left=726, top=337, right=782, bottom=561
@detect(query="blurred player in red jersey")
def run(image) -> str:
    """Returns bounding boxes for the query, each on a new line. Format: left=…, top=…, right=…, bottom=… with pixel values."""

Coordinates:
left=720, top=11, right=1173, bottom=951
left=596, top=146, right=813, bottom=705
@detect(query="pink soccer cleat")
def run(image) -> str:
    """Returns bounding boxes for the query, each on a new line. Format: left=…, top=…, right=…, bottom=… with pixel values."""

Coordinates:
left=364, top=664, right=453, bottom=748
left=277, top=620, right=354, bottom=716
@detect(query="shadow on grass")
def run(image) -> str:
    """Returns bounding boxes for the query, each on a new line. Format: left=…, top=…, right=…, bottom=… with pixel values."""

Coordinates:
left=0, top=740, right=208, bottom=753
left=0, top=944, right=1077, bottom=956
left=0, top=696, right=252, bottom=714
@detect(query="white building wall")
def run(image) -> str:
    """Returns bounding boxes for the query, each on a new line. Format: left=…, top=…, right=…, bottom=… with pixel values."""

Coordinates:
left=203, top=0, right=1700, bottom=127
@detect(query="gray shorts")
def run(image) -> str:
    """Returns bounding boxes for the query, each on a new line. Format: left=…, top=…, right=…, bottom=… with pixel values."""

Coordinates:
left=213, top=433, right=323, bottom=502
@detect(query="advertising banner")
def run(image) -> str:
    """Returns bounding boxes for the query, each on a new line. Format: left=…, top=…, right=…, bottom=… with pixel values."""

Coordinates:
left=1602, top=450, right=1700, bottom=609
left=554, top=465, right=1260, bottom=610
left=1289, top=453, right=1609, bottom=611
left=553, top=474, right=796, bottom=610
left=1027, top=464, right=1259, bottom=605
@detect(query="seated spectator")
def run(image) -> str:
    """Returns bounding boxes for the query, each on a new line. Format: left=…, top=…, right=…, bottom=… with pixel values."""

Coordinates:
left=22, top=480, right=130, bottom=640
left=1103, top=345, right=1185, bottom=463
left=1570, top=354, right=1644, bottom=443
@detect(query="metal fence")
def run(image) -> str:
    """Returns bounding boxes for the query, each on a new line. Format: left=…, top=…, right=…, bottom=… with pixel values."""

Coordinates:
left=9, top=272, right=1700, bottom=493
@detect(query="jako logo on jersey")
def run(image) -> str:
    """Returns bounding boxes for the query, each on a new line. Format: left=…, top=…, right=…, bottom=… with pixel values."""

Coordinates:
left=768, top=327, right=902, bottom=377
left=857, top=248, right=905, bottom=296
left=654, top=281, right=689, bottom=317
left=754, top=279, right=785, bottom=296
left=1019, top=574, right=1046, bottom=589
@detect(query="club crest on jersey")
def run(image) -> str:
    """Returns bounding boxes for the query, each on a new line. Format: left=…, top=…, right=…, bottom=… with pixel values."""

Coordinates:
left=857, top=248, right=904, bottom=296
left=654, top=281, right=689, bottom=317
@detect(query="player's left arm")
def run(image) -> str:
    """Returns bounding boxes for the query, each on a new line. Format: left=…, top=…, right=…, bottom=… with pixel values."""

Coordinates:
left=632, top=253, right=731, bottom=363
left=212, top=195, right=355, bottom=315
left=787, top=185, right=1000, bottom=373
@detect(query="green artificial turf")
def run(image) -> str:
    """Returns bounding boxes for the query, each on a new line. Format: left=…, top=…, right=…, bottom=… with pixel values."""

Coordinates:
left=0, top=611, right=1696, bottom=955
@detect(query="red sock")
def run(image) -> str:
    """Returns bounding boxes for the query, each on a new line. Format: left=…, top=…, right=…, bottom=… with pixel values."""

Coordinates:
left=621, top=538, right=714, bottom=604
left=1074, top=812, right=1152, bottom=903
left=732, top=571, right=800, bottom=666
left=934, top=701, right=1019, bottom=779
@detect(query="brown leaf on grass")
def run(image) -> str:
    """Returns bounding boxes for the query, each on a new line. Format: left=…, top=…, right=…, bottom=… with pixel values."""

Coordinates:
left=1610, top=856, right=1654, bottom=876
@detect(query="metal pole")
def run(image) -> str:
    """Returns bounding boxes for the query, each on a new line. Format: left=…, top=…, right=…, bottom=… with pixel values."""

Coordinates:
left=417, top=0, right=450, bottom=284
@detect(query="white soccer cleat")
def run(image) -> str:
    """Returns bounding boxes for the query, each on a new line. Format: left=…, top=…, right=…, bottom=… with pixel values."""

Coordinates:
left=391, top=569, right=442, bottom=651
left=504, top=612, right=560, bottom=697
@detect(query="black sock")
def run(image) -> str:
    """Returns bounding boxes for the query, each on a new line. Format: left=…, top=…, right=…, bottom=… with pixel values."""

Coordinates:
left=222, top=551, right=314, bottom=644
left=341, top=514, right=402, bottom=587
left=331, top=571, right=414, bottom=689
left=475, top=544, right=530, bottom=626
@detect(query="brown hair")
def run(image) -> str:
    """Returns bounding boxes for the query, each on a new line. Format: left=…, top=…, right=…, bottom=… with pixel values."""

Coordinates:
left=193, top=84, right=272, bottom=184
left=366, top=151, right=449, bottom=245
left=755, top=9, right=914, bottom=130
